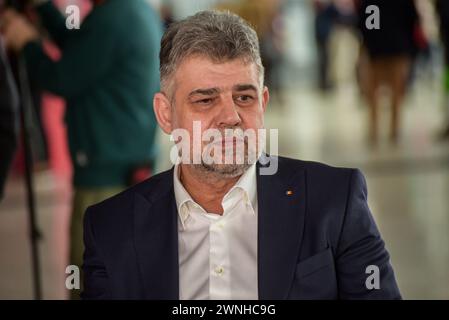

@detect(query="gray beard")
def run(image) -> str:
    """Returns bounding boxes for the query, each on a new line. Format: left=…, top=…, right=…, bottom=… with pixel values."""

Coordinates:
left=194, top=143, right=258, bottom=178
left=193, top=161, right=252, bottom=179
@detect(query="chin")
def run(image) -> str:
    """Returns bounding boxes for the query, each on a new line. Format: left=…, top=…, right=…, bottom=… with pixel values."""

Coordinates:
left=196, top=162, right=251, bottom=178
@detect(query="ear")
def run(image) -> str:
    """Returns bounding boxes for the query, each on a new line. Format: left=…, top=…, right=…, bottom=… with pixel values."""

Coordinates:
left=261, top=86, right=269, bottom=113
left=153, top=92, right=173, bottom=134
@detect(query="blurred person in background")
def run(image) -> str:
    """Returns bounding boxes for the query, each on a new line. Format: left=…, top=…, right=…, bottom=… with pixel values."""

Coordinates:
left=437, top=0, right=449, bottom=140
left=412, top=0, right=439, bottom=82
left=1, top=0, right=49, bottom=174
left=258, top=1, right=285, bottom=106
left=0, top=37, right=19, bottom=200
left=358, top=0, right=420, bottom=144
left=313, top=0, right=338, bottom=91
left=1, top=0, right=162, bottom=298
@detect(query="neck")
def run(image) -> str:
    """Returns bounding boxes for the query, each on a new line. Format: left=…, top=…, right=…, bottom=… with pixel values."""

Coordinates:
left=179, top=164, right=241, bottom=215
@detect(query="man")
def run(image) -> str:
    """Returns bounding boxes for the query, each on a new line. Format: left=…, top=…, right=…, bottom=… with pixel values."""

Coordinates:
left=81, top=10, right=401, bottom=299
left=1, top=0, right=162, bottom=298
left=0, top=38, right=18, bottom=200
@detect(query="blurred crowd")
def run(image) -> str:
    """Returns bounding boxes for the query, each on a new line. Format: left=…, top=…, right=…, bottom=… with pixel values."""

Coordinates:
left=311, top=0, right=449, bottom=144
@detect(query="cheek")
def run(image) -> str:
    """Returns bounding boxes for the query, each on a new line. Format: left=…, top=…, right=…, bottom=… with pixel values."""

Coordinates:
left=178, top=105, right=215, bottom=127
left=172, top=111, right=193, bottom=132
left=241, top=108, right=264, bottom=129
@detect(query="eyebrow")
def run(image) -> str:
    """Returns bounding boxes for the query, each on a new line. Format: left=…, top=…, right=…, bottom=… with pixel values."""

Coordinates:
left=188, top=84, right=258, bottom=98
left=188, top=88, right=220, bottom=97
left=233, top=84, right=258, bottom=93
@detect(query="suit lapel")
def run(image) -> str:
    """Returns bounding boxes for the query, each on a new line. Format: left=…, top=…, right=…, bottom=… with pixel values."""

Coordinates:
left=257, top=156, right=306, bottom=299
left=133, top=169, right=179, bottom=299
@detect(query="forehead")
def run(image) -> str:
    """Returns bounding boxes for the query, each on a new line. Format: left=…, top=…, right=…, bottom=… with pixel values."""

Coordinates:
left=173, top=56, right=260, bottom=93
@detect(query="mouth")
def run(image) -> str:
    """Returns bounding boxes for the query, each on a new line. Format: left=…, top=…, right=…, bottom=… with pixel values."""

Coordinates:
left=213, top=137, right=245, bottom=148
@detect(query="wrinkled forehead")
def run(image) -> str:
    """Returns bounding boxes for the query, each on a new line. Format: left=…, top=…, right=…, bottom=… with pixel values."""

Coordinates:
left=172, top=55, right=262, bottom=94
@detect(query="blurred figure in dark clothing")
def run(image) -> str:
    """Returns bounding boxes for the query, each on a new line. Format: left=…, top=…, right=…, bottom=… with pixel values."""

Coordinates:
left=2, top=0, right=162, bottom=299
left=0, top=38, right=18, bottom=200
left=260, top=3, right=285, bottom=106
left=437, top=0, right=449, bottom=140
left=7, top=52, right=48, bottom=168
left=313, top=0, right=338, bottom=91
left=358, top=0, right=419, bottom=144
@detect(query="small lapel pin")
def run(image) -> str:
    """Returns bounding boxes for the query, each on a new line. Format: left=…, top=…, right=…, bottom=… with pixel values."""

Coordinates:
left=286, top=190, right=293, bottom=196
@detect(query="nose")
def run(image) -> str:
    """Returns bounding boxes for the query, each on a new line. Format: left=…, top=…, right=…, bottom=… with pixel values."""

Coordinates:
left=216, top=96, right=241, bottom=128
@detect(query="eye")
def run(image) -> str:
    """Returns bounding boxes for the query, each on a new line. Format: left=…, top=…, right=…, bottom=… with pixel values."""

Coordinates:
left=195, top=98, right=215, bottom=105
left=235, top=95, right=254, bottom=104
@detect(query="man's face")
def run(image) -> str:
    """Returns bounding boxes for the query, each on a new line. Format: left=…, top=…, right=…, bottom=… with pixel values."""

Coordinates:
left=155, top=56, right=269, bottom=178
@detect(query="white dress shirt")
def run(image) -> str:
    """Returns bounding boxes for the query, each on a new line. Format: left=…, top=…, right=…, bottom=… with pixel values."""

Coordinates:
left=173, top=163, right=258, bottom=300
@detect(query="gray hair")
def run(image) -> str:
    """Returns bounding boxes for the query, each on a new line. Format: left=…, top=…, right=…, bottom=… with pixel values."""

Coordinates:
left=159, top=10, right=264, bottom=97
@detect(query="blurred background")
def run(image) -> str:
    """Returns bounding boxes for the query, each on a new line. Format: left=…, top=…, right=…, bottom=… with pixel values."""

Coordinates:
left=0, top=0, right=448, bottom=299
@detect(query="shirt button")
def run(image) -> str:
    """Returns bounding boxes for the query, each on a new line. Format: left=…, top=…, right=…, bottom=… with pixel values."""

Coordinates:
left=217, top=222, right=225, bottom=229
left=214, top=266, right=224, bottom=275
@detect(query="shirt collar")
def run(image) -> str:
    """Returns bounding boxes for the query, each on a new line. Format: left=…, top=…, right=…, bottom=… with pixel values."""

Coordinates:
left=173, top=164, right=193, bottom=229
left=173, top=163, right=258, bottom=230
left=224, top=162, right=257, bottom=212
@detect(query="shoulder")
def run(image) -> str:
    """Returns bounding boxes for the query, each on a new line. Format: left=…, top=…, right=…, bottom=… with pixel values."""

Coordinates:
left=275, top=155, right=361, bottom=183
left=84, top=168, right=173, bottom=228
left=277, top=156, right=369, bottom=243
left=275, top=155, right=366, bottom=211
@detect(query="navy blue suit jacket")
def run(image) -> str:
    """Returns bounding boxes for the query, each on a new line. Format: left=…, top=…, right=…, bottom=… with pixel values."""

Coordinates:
left=82, top=156, right=401, bottom=299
